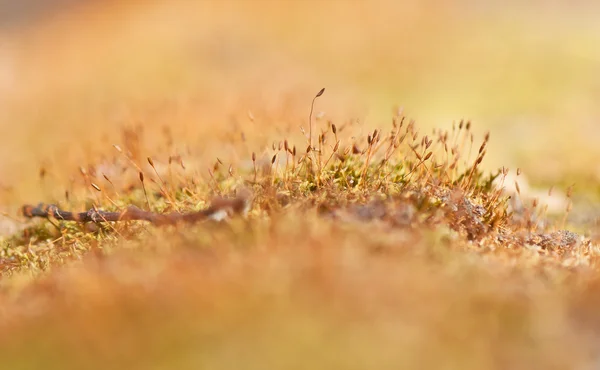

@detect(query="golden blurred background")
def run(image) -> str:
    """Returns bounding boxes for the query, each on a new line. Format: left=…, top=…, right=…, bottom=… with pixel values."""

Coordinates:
left=1, top=0, right=600, bottom=202
left=3, top=3, right=600, bottom=368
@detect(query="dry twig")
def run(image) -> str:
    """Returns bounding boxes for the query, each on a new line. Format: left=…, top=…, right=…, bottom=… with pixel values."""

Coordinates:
left=22, top=192, right=252, bottom=226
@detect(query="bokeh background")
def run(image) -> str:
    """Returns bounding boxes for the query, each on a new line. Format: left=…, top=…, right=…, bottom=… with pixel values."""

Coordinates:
left=1, top=0, right=600, bottom=202
left=3, top=2, right=600, bottom=369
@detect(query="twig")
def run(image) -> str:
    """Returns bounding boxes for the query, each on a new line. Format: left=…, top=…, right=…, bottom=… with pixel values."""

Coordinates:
left=22, top=192, right=252, bottom=227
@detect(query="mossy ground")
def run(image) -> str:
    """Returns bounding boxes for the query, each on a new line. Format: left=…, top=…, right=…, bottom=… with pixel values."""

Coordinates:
left=2, top=1, right=600, bottom=369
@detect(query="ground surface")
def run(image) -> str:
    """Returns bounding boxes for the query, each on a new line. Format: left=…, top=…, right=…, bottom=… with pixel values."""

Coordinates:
left=1, top=1, right=600, bottom=369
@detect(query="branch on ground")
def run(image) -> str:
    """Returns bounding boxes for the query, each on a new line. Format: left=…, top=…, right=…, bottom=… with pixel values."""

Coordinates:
left=21, top=192, right=252, bottom=226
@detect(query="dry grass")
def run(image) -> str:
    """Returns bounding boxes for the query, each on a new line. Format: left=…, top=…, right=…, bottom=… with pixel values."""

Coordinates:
left=1, top=1, right=600, bottom=369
